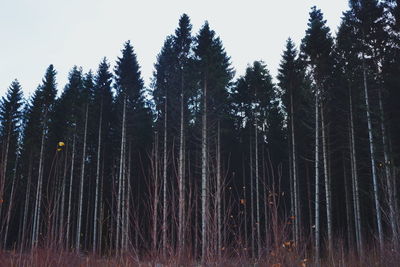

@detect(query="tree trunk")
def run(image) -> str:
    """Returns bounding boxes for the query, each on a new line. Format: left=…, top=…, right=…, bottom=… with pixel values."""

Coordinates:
left=3, top=157, right=17, bottom=248
left=59, top=145, right=68, bottom=245
left=76, top=104, right=89, bottom=250
left=21, top=156, right=33, bottom=249
left=32, top=118, right=47, bottom=247
left=314, top=89, right=320, bottom=262
left=216, top=120, right=222, bottom=257
left=320, top=103, right=332, bottom=251
left=0, top=125, right=11, bottom=219
left=255, top=118, right=261, bottom=258
left=201, top=76, right=208, bottom=263
left=362, top=55, right=383, bottom=249
left=152, top=132, right=159, bottom=251
left=249, top=136, right=255, bottom=259
left=162, top=94, right=168, bottom=256
left=178, top=74, right=185, bottom=256
left=290, top=91, right=299, bottom=244
left=348, top=84, right=362, bottom=255
left=93, top=104, right=103, bottom=253
left=262, top=147, right=268, bottom=249
left=342, top=154, right=352, bottom=249
left=66, top=134, right=76, bottom=248
left=116, top=96, right=127, bottom=252
left=242, top=157, right=248, bottom=252
left=377, top=86, right=398, bottom=249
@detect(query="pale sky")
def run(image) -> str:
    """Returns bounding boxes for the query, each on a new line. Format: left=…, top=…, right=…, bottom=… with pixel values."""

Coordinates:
left=0, top=0, right=348, bottom=99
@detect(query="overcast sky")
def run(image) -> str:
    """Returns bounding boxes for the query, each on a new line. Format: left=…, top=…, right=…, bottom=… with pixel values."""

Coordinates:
left=0, top=0, right=348, bottom=98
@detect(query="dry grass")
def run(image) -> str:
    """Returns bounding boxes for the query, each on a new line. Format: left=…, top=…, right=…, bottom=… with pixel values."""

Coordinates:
left=0, top=242, right=398, bottom=267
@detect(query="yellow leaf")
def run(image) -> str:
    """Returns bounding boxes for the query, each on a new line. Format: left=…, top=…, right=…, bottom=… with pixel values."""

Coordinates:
left=58, top=141, right=65, bottom=147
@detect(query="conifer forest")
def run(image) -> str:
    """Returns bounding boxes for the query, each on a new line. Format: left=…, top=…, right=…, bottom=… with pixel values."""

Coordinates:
left=1, top=1, right=400, bottom=266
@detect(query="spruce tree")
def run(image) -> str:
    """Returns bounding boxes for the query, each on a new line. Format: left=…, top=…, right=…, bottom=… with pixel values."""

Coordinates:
left=92, top=58, right=113, bottom=253
left=0, top=80, right=23, bottom=246
left=30, top=64, right=57, bottom=247
left=302, top=6, right=335, bottom=257
left=194, top=21, right=233, bottom=261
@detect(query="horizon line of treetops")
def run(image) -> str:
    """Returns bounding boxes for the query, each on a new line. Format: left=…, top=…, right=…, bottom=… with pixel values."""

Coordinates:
left=0, top=0, right=399, bottom=262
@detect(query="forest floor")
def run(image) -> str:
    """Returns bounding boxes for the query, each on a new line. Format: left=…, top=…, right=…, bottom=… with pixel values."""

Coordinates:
left=0, top=246, right=399, bottom=267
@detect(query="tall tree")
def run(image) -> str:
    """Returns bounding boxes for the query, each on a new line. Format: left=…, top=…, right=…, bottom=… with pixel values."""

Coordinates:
left=153, top=36, right=178, bottom=254
left=350, top=0, right=389, bottom=249
left=114, top=40, right=151, bottom=251
left=278, top=39, right=302, bottom=244
left=173, top=14, right=192, bottom=256
left=31, top=65, right=57, bottom=247
left=92, top=58, right=113, bottom=253
left=0, top=80, right=23, bottom=246
left=336, top=10, right=364, bottom=254
left=194, top=21, right=233, bottom=261
left=76, top=71, right=94, bottom=250
left=302, top=6, right=335, bottom=256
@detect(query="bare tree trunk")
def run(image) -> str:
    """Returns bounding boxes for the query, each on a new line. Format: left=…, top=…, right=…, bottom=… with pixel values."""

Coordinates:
left=378, top=86, right=398, bottom=249
left=314, top=89, right=320, bottom=263
left=290, top=92, right=299, bottom=244
left=152, top=132, right=159, bottom=251
left=93, top=104, right=103, bottom=253
left=362, top=55, right=383, bottom=249
left=122, top=143, right=131, bottom=250
left=262, top=147, right=268, bottom=249
left=116, top=96, right=127, bottom=252
left=66, top=134, right=76, bottom=248
left=288, top=140, right=295, bottom=241
left=98, top=158, right=105, bottom=254
left=3, top=157, right=17, bottom=248
left=178, top=79, right=185, bottom=256
left=194, top=170, right=198, bottom=259
left=59, top=145, right=68, bottom=245
left=342, top=154, right=352, bottom=249
left=348, top=84, right=362, bottom=255
left=249, top=137, right=255, bottom=259
left=242, top=158, right=248, bottom=251
left=254, top=118, right=261, bottom=258
left=201, top=77, right=208, bottom=263
left=162, top=95, right=168, bottom=256
left=0, top=126, right=11, bottom=219
left=21, top=156, right=33, bottom=249
left=32, top=119, right=47, bottom=247
left=76, top=104, right=89, bottom=251
left=320, top=103, right=332, bottom=251
left=216, top=120, right=222, bottom=257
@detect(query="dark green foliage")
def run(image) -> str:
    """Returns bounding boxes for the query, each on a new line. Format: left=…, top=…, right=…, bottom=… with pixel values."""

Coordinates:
left=0, top=79, right=23, bottom=179
left=194, top=21, right=234, bottom=117
left=0, top=80, right=24, bottom=145
left=301, top=6, right=334, bottom=83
